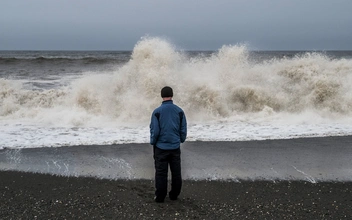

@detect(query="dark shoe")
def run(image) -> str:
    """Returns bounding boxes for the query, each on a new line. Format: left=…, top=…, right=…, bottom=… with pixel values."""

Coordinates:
left=169, top=195, right=178, bottom=201
left=154, top=196, right=164, bottom=203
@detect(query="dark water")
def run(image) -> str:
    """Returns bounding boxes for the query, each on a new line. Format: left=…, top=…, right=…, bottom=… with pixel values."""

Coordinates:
left=0, top=51, right=130, bottom=80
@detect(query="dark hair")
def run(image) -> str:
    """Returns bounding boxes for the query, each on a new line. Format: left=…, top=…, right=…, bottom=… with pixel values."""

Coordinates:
left=161, top=86, right=173, bottom=98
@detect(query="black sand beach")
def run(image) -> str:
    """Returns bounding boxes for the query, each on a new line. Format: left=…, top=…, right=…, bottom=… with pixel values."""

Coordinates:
left=1, top=171, right=352, bottom=219
left=1, top=136, right=352, bottom=219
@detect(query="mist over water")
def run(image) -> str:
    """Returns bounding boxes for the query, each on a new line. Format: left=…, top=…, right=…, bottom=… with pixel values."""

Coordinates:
left=1, top=37, right=352, bottom=148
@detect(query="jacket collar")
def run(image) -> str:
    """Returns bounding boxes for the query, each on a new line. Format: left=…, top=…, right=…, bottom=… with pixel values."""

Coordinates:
left=162, top=100, right=173, bottom=104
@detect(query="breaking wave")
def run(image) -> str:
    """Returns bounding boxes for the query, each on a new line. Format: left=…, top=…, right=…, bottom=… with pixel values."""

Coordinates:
left=1, top=37, right=352, bottom=127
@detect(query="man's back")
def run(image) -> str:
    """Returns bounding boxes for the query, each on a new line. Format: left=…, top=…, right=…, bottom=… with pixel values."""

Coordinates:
left=150, top=100, right=187, bottom=150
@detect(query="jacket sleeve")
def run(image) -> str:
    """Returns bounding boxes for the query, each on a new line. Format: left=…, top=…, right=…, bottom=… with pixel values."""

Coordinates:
left=180, top=111, right=187, bottom=143
left=150, top=111, right=160, bottom=145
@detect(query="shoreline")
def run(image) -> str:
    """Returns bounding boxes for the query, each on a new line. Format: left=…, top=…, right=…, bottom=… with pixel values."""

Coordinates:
left=1, top=170, right=352, bottom=219
left=2, top=135, right=352, bottom=181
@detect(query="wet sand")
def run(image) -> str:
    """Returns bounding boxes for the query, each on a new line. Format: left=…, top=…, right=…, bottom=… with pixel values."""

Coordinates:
left=2, top=136, right=352, bottom=181
left=1, top=170, right=352, bottom=219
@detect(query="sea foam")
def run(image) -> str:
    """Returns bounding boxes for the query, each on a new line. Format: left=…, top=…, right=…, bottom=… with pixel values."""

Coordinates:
left=1, top=37, right=352, bottom=148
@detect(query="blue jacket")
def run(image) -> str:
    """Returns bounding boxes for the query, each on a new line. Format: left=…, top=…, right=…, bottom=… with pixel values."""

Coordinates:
left=150, top=100, right=187, bottom=150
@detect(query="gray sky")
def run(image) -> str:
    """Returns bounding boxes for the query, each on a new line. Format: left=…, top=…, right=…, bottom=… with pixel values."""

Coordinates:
left=1, top=0, right=352, bottom=51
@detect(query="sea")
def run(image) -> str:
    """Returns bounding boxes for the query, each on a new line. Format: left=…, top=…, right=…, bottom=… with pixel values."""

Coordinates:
left=1, top=37, right=352, bottom=150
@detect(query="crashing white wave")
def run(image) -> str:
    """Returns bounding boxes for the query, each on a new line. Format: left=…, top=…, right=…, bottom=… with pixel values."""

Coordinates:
left=1, top=37, right=352, bottom=148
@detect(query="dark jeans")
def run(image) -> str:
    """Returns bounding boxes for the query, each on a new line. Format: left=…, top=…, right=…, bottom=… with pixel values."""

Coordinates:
left=153, top=146, right=182, bottom=200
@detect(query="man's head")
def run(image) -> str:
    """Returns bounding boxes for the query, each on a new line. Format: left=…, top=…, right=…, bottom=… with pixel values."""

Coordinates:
left=161, top=86, right=173, bottom=99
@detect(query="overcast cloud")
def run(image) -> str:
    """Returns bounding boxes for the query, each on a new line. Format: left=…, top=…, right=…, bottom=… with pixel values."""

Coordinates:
left=1, top=0, right=351, bottom=50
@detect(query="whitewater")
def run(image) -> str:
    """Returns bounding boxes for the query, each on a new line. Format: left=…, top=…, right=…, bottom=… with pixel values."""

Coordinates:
left=1, top=37, right=352, bottom=149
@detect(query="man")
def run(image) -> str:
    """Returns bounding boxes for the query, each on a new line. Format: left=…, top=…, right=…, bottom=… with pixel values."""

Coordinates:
left=150, top=86, right=187, bottom=203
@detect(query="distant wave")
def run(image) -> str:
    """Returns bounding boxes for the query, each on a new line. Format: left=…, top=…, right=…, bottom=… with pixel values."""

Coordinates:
left=0, top=56, right=127, bottom=65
